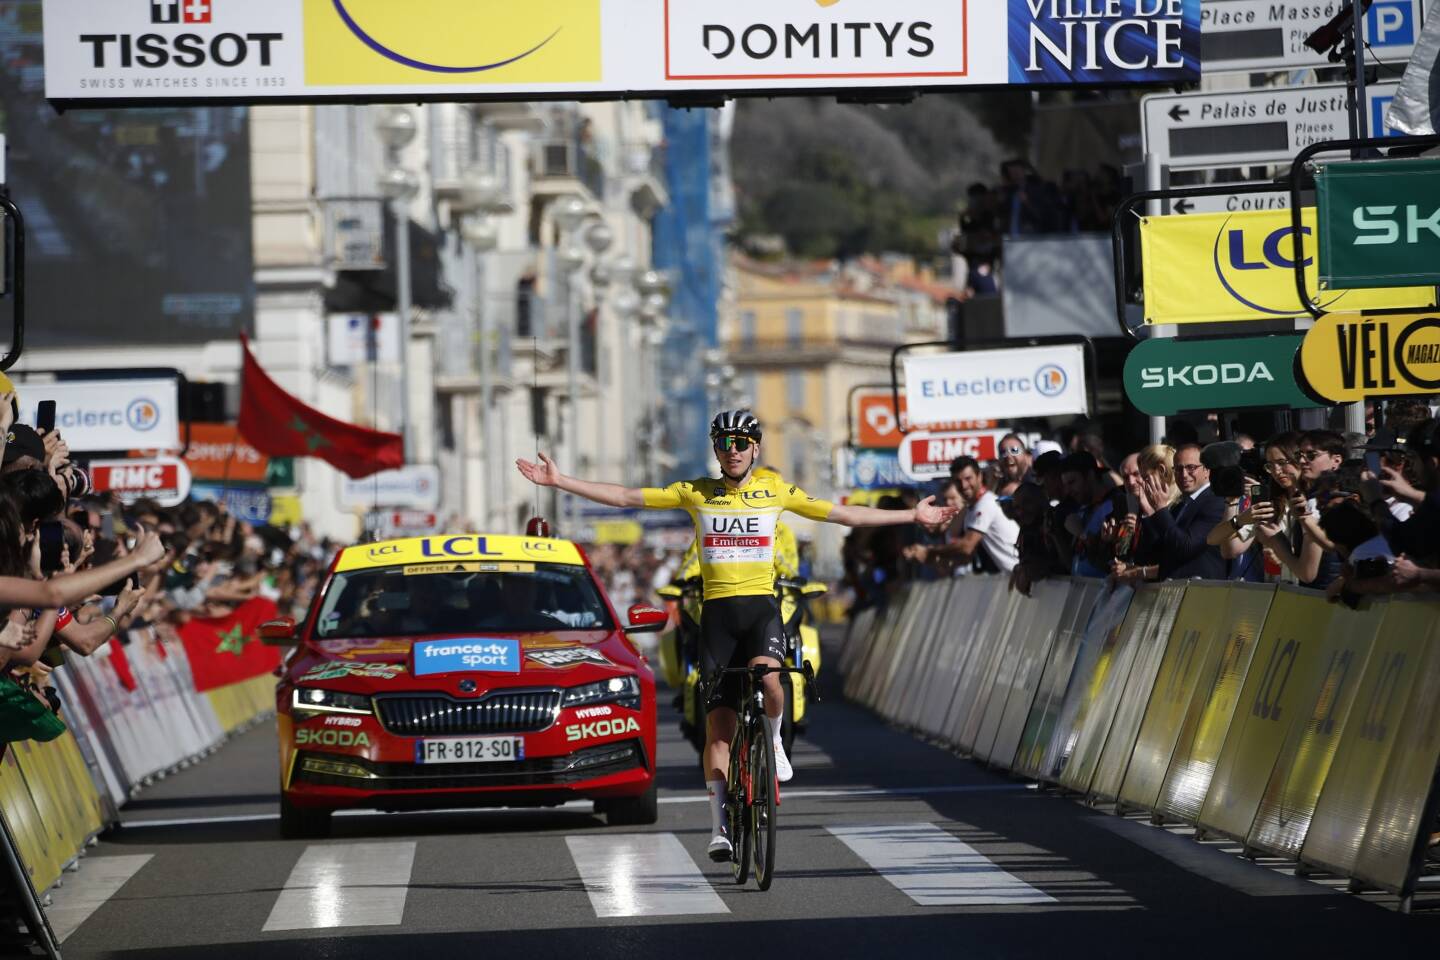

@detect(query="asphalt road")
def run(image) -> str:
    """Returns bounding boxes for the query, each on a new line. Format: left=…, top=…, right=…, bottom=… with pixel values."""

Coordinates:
left=48, top=634, right=1436, bottom=959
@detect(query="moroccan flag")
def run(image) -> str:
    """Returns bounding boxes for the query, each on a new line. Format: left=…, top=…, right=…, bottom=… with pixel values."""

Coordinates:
left=238, top=333, right=403, bottom=479
left=176, top=597, right=284, bottom=693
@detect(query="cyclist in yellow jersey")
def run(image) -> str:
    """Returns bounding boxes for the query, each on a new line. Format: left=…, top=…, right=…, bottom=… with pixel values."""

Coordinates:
left=517, top=410, right=956, bottom=861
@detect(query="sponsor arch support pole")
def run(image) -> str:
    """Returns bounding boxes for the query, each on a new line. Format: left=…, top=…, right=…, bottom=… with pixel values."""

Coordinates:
left=1144, top=152, right=1168, bottom=446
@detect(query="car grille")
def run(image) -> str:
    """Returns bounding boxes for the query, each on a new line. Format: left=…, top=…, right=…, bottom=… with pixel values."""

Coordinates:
left=375, top=690, right=561, bottom=736
left=294, top=740, right=644, bottom=791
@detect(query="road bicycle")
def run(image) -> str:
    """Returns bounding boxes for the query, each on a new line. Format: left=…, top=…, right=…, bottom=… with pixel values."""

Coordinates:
left=705, top=661, right=818, bottom=890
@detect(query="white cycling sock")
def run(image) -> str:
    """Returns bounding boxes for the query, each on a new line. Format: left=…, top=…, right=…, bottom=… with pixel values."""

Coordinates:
left=764, top=714, right=782, bottom=750
left=706, top=779, right=726, bottom=835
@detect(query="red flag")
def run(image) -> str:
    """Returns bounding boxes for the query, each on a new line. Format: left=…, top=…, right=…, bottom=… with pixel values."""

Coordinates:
left=177, top=597, right=283, bottom=693
left=107, top=638, right=137, bottom=692
left=237, top=333, right=403, bottom=479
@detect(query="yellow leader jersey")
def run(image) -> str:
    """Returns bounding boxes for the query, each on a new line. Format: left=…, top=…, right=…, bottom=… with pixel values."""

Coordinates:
left=678, top=520, right=799, bottom=582
left=644, top=474, right=832, bottom=600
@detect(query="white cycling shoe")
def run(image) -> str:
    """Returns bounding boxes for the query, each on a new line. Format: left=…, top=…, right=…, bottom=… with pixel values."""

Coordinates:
left=707, top=832, right=733, bottom=862
left=774, top=741, right=794, bottom=783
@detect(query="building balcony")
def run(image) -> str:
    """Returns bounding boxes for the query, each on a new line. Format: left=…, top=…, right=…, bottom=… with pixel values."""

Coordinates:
left=529, top=139, right=605, bottom=203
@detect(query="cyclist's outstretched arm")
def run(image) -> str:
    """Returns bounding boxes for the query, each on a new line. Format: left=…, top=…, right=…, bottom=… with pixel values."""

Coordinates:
left=516, top=452, right=646, bottom=508
left=827, top=496, right=958, bottom=528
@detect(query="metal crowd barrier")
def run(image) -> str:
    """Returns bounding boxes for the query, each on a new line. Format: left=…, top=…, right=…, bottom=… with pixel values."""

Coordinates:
left=1, top=630, right=277, bottom=900
left=841, top=576, right=1440, bottom=912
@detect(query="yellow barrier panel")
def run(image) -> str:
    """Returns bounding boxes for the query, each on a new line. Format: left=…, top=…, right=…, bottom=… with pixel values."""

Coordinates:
left=1351, top=597, right=1440, bottom=897
left=204, top=674, right=277, bottom=733
left=0, top=746, right=61, bottom=893
left=1197, top=587, right=1334, bottom=843
left=1246, top=600, right=1383, bottom=858
left=974, top=582, right=1051, bottom=764
left=1089, top=582, right=1187, bottom=804
left=1014, top=579, right=1106, bottom=780
left=953, top=588, right=1023, bottom=756
left=1120, top=584, right=1270, bottom=816
left=941, top=583, right=1018, bottom=748
left=987, top=579, right=1072, bottom=770
left=914, top=580, right=987, bottom=739
left=1059, top=585, right=1161, bottom=794
left=1300, top=597, right=1432, bottom=879
left=1153, top=585, right=1274, bottom=825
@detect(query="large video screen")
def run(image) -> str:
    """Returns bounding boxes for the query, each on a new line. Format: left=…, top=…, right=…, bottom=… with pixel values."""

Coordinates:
left=0, top=1, right=252, bottom=347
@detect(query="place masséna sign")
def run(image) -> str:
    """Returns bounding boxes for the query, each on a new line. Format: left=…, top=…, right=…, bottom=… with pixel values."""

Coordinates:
left=1122, top=334, right=1321, bottom=416
left=903, top=345, right=1088, bottom=425
left=41, top=0, right=1200, bottom=106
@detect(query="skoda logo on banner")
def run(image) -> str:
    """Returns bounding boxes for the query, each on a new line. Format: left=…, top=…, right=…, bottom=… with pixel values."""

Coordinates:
left=1123, top=334, right=1319, bottom=417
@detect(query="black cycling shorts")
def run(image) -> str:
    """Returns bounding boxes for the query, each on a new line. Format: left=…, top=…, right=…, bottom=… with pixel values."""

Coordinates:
left=700, top=595, right=786, bottom=712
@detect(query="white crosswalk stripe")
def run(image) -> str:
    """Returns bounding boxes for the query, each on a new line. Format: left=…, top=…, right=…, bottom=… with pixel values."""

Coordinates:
left=46, top=854, right=153, bottom=943
left=828, top=823, right=1057, bottom=907
left=263, top=842, right=417, bottom=932
left=565, top=833, right=729, bottom=918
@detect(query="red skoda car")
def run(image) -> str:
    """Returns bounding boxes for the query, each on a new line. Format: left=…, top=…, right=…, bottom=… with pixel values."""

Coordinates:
left=264, top=533, right=664, bottom=838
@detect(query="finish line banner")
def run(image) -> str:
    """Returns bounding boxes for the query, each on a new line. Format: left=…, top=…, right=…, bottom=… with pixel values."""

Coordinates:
left=42, top=0, right=1201, bottom=106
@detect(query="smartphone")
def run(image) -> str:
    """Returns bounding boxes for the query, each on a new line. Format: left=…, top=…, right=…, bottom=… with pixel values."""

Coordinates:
left=1364, top=449, right=1382, bottom=476
left=1246, top=481, right=1264, bottom=504
left=100, top=512, right=115, bottom=539
left=35, top=400, right=56, bottom=434
left=38, top=521, right=64, bottom=572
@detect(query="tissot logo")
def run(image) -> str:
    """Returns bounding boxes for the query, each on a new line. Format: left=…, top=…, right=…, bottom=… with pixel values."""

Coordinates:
left=152, top=1, right=213, bottom=25
left=79, top=0, right=281, bottom=71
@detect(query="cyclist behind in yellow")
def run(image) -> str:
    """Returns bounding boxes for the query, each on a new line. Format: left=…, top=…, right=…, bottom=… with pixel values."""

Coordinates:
left=516, top=410, right=957, bottom=862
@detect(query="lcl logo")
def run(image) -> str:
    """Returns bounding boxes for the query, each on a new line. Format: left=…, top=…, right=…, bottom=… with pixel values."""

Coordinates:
left=151, top=1, right=213, bottom=25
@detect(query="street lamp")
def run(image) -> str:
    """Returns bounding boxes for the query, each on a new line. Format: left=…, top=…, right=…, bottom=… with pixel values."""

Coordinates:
left=377, top=105, right=419, bottom=465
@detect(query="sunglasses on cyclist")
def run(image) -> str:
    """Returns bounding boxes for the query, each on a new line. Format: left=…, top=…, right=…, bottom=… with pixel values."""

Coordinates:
left=715, top=436, right=754, bottom=453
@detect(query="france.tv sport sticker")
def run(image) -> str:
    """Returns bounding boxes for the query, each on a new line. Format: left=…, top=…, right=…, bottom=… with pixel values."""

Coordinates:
left=414, top=638, right=521, bottom=675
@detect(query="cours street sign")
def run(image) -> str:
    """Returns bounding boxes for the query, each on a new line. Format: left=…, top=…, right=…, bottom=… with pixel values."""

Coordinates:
left=1202, top=0, right=1424, bottom=74
left=1122, top=334, right=1321, bottom=415
left=1317, top=157, right=1440, bottom=290
left=1142, top=82, right=1399, bottom=171
left=1299, top=312, right=1440, bottom=403
left=1166, top=188, right=1289, bottom=216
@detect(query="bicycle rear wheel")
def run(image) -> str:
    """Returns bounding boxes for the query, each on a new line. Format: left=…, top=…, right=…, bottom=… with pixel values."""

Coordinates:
left=751, top=727, right=777, bottom=890
left=728, top=731, right=750, bottom=885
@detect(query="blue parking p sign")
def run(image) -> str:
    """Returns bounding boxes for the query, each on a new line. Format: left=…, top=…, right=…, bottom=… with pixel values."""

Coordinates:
left=413, top=638, right=521, bottom=675
left=1368, top=1, right=1416, bottom=49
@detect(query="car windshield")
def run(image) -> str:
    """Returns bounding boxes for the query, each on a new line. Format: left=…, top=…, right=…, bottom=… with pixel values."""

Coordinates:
left=313, top=562, right=613, bottom=638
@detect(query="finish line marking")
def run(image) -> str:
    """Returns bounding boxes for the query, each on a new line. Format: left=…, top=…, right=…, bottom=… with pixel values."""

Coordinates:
left=119, top=783, right=1032, bottom=829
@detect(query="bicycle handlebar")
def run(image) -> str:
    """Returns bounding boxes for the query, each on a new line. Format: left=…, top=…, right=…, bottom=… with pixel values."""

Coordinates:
left=701, top=660, right=820, bottom=706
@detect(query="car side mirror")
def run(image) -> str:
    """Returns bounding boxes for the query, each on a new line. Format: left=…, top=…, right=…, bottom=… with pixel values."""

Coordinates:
left=624, top=603, right=668, bottom=634
left=259, top=617, right=299, bottom=647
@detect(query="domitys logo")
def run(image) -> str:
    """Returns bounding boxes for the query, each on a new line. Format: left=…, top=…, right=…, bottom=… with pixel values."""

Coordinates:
left=305, top=0, right=602, bottom=86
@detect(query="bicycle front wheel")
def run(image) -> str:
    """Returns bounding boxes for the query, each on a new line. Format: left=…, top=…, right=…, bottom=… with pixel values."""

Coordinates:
left=751, top=728, right=777, bottom=890
left=728, top=732, right=750, bottom=885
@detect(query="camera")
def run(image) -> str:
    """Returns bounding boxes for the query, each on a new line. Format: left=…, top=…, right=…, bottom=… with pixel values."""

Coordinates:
left=1304, top=1, right=1371, bottom=58
left=1353, top=556, right=1393, bottom=580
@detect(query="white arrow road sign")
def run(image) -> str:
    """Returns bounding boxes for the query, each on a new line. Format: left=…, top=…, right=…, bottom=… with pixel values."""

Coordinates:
left=1202, top=0, right=1425, bottom=74
left=1165, top=187, right=1290, bottom=216
left=1143, top=82, right=1400, bottom=171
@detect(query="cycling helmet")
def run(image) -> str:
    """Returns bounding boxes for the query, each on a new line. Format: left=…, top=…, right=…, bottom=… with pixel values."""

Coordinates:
left=710, top=410, right=762, bottom=441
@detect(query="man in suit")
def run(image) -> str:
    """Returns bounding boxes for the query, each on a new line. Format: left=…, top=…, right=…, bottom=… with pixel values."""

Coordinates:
left=1139, top=442, right=1227, bottom=581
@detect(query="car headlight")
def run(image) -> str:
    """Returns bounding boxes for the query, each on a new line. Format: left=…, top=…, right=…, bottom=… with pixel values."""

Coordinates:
left=562, top=675, right=640, bottom=711
left=292, top=687, right=373, bottom=716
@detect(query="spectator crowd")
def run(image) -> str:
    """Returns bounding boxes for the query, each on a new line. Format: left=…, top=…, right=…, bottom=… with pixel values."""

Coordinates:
left=0, top=384, right=336, bottom=748
left=843, top=401, right=1440, bottom=613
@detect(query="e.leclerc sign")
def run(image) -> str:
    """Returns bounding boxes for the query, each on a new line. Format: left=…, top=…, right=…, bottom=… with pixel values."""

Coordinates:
left=1318, top=157, right=1440, bottom=290
left=903, top=344, right=1088, bottom=425
left=1123, top=334, right=1319, bottom=416
left=1299, top=313, right=1440, bottom=404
